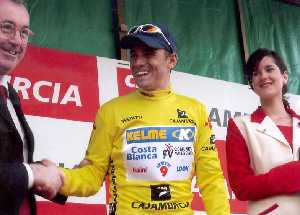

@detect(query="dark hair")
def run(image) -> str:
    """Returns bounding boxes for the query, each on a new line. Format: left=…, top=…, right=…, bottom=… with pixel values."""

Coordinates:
left=245, top=48, right=289, bottom=106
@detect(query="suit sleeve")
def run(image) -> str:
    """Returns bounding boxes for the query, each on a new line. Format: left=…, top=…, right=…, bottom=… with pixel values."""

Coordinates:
left=194, top=104, right=230, bottom=215
left=226, top=118, right=300, bottom=201
left=0, top=163, right=28, bottom=203
left=60, top=103, right=114, bottom=196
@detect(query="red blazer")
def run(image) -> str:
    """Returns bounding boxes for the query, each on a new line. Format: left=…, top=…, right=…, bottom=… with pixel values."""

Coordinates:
left=226, top=106, right=300, bottom=214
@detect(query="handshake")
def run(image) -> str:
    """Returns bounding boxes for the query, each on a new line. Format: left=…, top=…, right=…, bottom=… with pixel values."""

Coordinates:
left=28, top=159, right=90, bottom=200
left=29, top=159, right=65, bottom=200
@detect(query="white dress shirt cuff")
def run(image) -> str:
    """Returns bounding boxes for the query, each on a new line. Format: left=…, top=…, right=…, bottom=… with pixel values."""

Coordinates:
left=23, top=163, right=34, bottom=189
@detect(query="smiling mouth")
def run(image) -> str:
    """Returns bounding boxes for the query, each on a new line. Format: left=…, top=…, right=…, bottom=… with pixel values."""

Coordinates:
left=134, top=71, right=149, bottom=77
left=0, top=48, right=19, bottom=60
left=0, top=43, right=21, bottom=57
left=260, top=82, right=272, bottom=87
left=8, top=50, right=17, bottom=55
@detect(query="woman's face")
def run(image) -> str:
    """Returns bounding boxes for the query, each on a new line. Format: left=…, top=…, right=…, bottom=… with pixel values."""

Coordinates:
left=251, top=56, right=288, bottom=102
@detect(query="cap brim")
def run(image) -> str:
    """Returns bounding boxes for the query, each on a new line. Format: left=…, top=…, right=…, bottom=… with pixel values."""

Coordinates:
left=120, top=34, right=169, bottom=51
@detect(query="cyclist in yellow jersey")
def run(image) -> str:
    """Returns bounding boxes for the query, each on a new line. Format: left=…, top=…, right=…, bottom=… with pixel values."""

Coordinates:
left=59, top=23, right=230, bottom=215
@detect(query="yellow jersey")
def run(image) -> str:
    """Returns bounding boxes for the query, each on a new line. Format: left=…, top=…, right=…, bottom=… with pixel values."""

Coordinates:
left=60, top=88, right=230, bottom=215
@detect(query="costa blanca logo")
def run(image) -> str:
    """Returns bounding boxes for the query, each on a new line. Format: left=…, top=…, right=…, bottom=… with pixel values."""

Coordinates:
left=126, top=146, right=158, bottom=161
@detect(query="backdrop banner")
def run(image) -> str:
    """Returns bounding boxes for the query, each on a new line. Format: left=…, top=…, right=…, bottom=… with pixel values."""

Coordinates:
left=11, top=45, right=300, bottom=215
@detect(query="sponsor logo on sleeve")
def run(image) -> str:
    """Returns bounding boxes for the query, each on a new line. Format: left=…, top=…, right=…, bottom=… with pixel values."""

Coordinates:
left=210, top=134, right=216, bottom=144
left=201, top=134, right=216, bottom=152
left=121, top=115, right=143, bottom=124
left=201, top=145, right=216, bottom=152
left=177, top=109, right=188, bottom=118
left=169, top=108, right=197, bottom=125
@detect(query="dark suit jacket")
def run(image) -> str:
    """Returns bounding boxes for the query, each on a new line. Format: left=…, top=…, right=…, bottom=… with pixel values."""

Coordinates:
left=0, top=85, right=36, bottom=215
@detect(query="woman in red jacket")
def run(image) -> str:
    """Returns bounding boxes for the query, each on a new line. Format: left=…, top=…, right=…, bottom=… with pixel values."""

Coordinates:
left=226, top=48, right=300, bottom=215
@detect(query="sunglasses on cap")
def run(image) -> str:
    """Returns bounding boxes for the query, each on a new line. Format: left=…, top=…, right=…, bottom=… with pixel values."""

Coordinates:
left=128, top=24, right=173, bottom=53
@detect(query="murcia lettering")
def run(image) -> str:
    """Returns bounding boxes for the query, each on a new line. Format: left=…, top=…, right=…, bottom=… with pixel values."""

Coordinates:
left=4, top=75, right=82, bottom=106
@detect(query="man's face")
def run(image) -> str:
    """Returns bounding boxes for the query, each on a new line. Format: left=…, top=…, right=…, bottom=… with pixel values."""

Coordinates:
left=0, top=0, right=30, bottom=75
left=130, top=43, right=177, bottom=91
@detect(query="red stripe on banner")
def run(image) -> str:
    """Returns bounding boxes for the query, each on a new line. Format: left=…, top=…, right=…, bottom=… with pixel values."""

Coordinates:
left=191, top=193, right=205, bottom=211
left=191, top=140, right=247, bottom=214
left=191, top=193, right=247, bottom=214
left=37, top=202, right=107, bottom=215
left=105, top=176, right=111, bottom=204
left=11, top=44, right=99, bottom=122
left=230, top=200, right=248, bottom=214
left=216, top=140, right=247, bottom=214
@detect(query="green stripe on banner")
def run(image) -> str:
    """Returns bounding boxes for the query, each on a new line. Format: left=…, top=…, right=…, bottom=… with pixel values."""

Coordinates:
left=27, top=0, right=115, bottom=58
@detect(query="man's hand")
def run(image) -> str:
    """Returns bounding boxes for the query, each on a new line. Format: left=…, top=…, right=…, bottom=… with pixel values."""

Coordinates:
left=30, top=159, right=64, bottom=200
